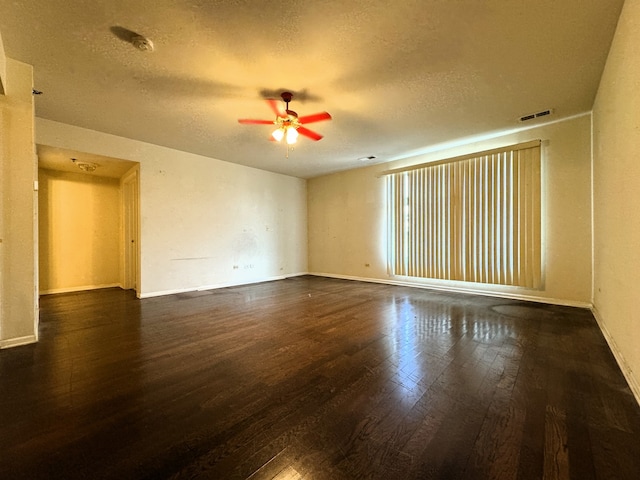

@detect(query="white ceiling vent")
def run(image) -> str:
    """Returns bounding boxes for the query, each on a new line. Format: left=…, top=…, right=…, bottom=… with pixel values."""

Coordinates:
left=519, top=109, right=553, bottom=122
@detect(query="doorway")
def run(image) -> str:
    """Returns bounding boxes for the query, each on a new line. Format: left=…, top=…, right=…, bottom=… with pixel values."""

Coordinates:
left=37, top=145, right=140, bottom=296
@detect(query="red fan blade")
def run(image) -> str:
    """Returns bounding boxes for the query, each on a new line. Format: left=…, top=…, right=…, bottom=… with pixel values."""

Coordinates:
left=238, top=119, right=274, bottom=125
left=267, top=99, right=287, bottom=118
left=297, top=126, right=324, bottom=141
left=298, top=111, right=332, bottom=124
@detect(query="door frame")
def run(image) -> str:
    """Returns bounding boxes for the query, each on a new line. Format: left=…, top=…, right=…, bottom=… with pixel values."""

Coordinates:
left=121, top=166, right=140, bottom=295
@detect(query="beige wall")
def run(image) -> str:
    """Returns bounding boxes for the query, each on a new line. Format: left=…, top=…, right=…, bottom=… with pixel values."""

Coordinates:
left=592, top=0, right=640, bottom=401
left=308, top=114, right=593, bottom=306
left=0, top=58, right=37, bottom=347
left=36, top=119, right=308, bottom=298
left=38, top=169, right=120, bottom=294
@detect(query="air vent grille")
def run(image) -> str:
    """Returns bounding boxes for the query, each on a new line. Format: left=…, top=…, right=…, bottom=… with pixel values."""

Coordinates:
left=519, top=109, right=553, bottom=122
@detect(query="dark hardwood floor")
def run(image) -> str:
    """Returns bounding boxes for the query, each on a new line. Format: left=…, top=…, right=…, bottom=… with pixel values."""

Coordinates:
left=1, top=276, right=639, bottom=479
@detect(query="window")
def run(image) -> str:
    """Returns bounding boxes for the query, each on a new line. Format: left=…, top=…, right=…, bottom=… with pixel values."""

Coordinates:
left=385, top=140, right=541, bottom=288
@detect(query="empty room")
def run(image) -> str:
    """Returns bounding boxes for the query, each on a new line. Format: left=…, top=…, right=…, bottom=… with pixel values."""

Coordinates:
left=1, top=1, right=639, bottom=479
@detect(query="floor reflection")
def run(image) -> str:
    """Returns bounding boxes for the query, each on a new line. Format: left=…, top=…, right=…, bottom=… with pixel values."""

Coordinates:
left=386, top=294, right=520, bottom=402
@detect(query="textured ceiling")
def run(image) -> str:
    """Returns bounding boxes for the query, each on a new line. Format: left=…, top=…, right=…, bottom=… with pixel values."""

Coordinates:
left=0, top=0, right=625, bottom=178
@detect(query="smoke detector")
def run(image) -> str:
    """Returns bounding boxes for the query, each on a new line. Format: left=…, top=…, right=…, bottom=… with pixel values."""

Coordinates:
left=131, top=35, right=154, bottom=52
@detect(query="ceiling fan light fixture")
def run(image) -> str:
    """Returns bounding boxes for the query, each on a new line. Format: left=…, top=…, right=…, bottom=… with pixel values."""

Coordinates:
left=286, top=127, right=299, bottom=145
left=272, top=128, right=285, bottom=142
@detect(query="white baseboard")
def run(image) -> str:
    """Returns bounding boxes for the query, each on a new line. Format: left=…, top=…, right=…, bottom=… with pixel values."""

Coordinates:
left=591, top=306, right=640, bottom=407
left=0, top=335, right=37, bottom=349
left=138, top=272, right=308, bottom=299
left=309, top=272, right=592, bottom=309
left=283, top=272, right=310, bottom=279
left=40, top=283, right=121, bottom=295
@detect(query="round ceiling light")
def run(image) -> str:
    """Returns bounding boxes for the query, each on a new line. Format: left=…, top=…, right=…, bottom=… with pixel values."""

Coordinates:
left=71, top=158, right=99, bottom=173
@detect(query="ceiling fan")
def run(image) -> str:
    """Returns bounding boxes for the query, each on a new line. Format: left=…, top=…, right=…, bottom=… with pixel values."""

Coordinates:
left=238, top=91, right=332, bottom=146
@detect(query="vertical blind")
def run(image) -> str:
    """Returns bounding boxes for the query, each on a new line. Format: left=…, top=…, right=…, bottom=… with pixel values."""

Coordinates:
left=385, top=140, right=541, bottom=288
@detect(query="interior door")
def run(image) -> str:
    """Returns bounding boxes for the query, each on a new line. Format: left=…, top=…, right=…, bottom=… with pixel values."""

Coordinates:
left=122, top=169, right=139, bottom=292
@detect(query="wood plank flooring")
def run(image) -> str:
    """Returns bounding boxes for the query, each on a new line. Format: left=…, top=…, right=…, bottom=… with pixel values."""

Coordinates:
left=1, top=276, right=639, bottom=479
